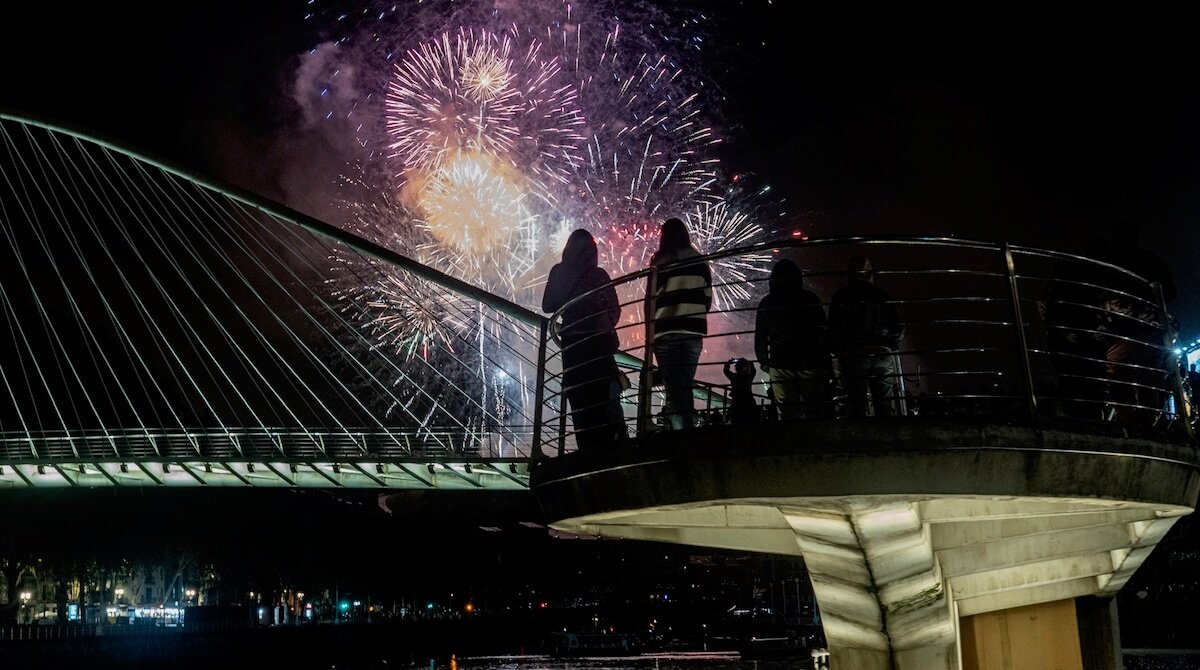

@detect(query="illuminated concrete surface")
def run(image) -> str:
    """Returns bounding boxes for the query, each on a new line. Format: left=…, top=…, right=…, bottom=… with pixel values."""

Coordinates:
left=531, top=419, right=1200, bottom=670
left=0, top=459, right=528, bottom=490
left=0, top=429, right=530, bottom=490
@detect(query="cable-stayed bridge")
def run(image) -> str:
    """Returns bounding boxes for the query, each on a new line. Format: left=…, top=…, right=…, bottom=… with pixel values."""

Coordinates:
left=0, top=111, right=549, bottom=490
left=6, top=110, right=1200, bottom=668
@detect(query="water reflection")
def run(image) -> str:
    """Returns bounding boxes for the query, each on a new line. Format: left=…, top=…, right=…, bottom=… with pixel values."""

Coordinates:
left=438, top=650, right=1193, bottom=670
left=1123, top=650, right=1200, bottom=670
left=452, top=654, right=791, bottom=670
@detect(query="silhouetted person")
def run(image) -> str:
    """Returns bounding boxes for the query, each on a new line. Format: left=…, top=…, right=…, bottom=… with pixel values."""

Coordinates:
left=754, top=259, right=831, bottom=420
left=829, top=256, right=903, bottom=417
left=649, top=218, right=712, bottom=430
left=1103, top=221, right=1176, bottom=426
left=1041, top=239, right=1115, bottom=420
left=542, top=229, right=625, bottom=448
left=723, top=358, right=759, bottom=425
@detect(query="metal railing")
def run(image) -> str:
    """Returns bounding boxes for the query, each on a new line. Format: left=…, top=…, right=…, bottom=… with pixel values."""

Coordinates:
left=0, top=427, right=531, bottom=462
left=531, top=236, right=1195, bottom=457
left=0, top=111, right=545, bottom=487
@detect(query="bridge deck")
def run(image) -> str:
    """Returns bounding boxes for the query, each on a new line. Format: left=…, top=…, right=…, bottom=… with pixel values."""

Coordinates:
left=0, top=428, right=530, bottom=490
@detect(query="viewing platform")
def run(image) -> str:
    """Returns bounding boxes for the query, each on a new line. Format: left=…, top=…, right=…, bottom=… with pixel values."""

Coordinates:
left=0, top=113, right=1195, bottom=669
left=529, top=237, right=1199, bottom=670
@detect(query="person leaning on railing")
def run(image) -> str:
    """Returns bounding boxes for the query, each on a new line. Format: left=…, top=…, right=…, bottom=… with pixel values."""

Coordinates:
left=542, top=229, right=627, bottom=449
left=753, top=259, right=832, bottom=420
left=649, top=217, right=713, bottom=430
left=828, top=255, right=903, bottom=418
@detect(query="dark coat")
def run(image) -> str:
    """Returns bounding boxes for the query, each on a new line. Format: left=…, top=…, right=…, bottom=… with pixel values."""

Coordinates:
left=828, top=277, right=903, bottom=354
left=543, top=233, right=620, bottom=353
left=542, top=231, right=621, bottom=388
left=754, top=263, right=830, bottom=371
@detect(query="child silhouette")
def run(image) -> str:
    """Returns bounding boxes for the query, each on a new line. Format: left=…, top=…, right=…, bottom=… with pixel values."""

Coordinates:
left=723, top=358, right=759, bottom=425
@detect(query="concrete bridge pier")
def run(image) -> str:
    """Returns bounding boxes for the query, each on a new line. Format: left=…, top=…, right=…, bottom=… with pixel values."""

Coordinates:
left=785, top=502, right=958, bottom=670
left=551, top=497, right=1181, bottom=669
left=783, top=498, right=1174, bottom=669
left=532, top=421, right=1199, bottom=670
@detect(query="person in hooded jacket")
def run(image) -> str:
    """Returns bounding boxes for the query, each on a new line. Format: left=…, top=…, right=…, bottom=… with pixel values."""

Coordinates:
left=542, top=229, right=626, bottom=448
left=754, top=259, right=831, bottom=420
left=829, top=255, right=903, bottom=417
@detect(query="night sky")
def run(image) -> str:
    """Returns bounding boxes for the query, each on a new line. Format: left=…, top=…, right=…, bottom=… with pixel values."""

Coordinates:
left=2, top=3, right=1197, bottom=324
left=5, top=3, right=1200, bottom=459
left=2, top=3, right=1200, bottom=633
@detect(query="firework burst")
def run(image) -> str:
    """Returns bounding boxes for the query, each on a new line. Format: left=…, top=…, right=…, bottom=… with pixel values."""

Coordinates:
left=386, top=29, right=521, bottom=171
left=385, top=26, right=585, bottom=192
left=329, top=166, right=474, bottom=359
left=301, top=0, right=769, bottom=430
left=686, top=201, right=772, bottom=311
left=416, top=152, right=532, bottom=254
left=339, top=269, right=473, bottom=359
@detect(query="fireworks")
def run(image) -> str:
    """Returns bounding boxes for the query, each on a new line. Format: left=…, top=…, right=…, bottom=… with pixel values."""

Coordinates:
left=385, top=27, right=585, bottom=192
left=339, top=268, right=472, bottom=360
left=386, top=30, right=518, bottom=171
left=417, top=152, right=531, bottom=255
left=302, top=0, right=773, bottom=430
left=459, top=42, right=513, bottom=102
left=546, top=8, right=727, bottom=265
left=686, top=201, right=773, bottom=312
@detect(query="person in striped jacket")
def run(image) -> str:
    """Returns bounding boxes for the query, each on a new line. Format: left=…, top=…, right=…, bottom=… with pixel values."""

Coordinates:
left=649, top=218, right=713, bottom=430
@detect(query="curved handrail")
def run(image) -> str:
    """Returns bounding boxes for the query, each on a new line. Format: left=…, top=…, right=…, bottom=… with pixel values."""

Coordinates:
left=534, top=235, right=1192, bottom=456
left=549, top=235, right=1168, bottom=345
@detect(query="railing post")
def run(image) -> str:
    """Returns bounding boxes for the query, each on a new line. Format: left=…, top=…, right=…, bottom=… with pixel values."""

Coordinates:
left=557, top=394, right=568, bottom=457
left=1003, top=244, right=1039, bottom=420
left=893, top=352, right=908, bottom=416
left=530, top=318, right=549, bottom=461
left=637, top=267, right=659, bottom=436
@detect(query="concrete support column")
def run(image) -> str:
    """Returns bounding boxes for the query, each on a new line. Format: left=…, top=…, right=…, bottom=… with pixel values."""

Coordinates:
left=961, top=599, right=1083, bottom=670
left=1076, top=596, right=1122, bottom=670
left=785, top=502, right=959, bottom=670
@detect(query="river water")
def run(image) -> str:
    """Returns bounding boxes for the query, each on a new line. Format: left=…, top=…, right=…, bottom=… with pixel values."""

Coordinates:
left=379, top=650, right=1199, bottom=670
left=443, top=654, right=805, bottom=670
left=1123, top=650, right=1200, bottom=670
left=9, top=643, right=1199, bottom=669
